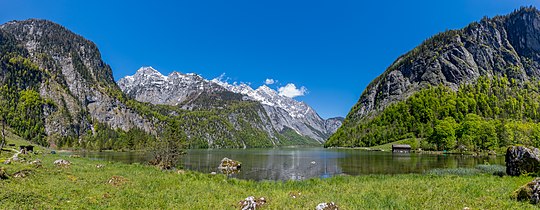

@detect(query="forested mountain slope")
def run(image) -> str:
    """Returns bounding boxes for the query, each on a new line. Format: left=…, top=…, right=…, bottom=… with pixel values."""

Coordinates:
left=328, top=7, right=540, bottom=151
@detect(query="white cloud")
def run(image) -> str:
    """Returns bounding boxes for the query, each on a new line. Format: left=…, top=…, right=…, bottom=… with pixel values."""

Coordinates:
left=265, top=78, right=276, bottom=85
left=278, top=83, right=307, bottom=98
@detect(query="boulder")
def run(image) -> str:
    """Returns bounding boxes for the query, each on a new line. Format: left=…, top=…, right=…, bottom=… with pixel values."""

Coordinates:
left=316, top=202, right=339, bottom=210
left=218, top=157, right=241, bottom=175
left=506, top=146, right=540, bottom=176
left=53, top=159, right=71, bottom=167
left=238, top=196, right=266, bottom=210
left=514, top=177, right=540, bottom=204
left=218, top=157, right=241, bottom=170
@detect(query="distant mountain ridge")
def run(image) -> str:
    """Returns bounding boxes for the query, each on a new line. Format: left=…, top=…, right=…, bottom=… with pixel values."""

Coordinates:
left=119, top=67, right=342, bottom=143
left=211, top=78, right=343, bottom=142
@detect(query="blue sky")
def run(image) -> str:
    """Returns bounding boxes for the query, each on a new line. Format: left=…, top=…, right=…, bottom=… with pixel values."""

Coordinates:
left=1, top=0, right=539, bottom=118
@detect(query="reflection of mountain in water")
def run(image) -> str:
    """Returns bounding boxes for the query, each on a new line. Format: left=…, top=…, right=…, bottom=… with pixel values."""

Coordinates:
left=247, top=149, right=342, bottom=181
left=181, top=148, right=344, bottom=181
left=72, top=148, right=505, bottom=181
left=337, top=152, right=502, bottom=175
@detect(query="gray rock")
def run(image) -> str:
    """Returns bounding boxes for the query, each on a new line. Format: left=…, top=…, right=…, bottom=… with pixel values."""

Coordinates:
left=30, top=159, right=42, bottom=167
left=514, top=177, right=540, bottom=204
left=53, top=159, right=71, bottom=166
left=506, top=146, right=540, bottom=176
left=316, top=202, right=339, bottom=210
left=218, top=157, right=241, bottom=175
left=238, top=196, right=266, bottom=210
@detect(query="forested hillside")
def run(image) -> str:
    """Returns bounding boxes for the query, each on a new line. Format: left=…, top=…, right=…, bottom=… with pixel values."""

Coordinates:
left=329, top=7, right=540, bottom=151
left=327, top=76, right=540, bottom=151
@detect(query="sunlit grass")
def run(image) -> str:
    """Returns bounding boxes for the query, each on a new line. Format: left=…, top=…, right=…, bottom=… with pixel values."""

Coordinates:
left=0, top=152, right=536, bottom=209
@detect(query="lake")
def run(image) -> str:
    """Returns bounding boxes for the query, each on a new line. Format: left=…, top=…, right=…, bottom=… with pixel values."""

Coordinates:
left=69, top=147, right=504, bottom=181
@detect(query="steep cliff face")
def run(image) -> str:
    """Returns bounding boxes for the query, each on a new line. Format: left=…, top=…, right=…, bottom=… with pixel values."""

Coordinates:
left=0, top=19, right=156, bottom=145
left=348, top=7, right=540, bottom=122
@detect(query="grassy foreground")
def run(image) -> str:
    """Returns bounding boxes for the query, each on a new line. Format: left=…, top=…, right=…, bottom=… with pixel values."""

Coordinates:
left=0, top=152, right=537, bottom=209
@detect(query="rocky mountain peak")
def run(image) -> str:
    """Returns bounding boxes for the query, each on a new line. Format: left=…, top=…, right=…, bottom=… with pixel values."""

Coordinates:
left=346, top=6, right=540, bottom=121
left=135, top=66, right=161, bottom=76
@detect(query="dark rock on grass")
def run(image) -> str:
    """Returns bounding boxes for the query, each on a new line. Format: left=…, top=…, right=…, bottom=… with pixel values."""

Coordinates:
left=238, top=196, right=266, bottom=210
left=316, top=202, right=339, bottom=210
left=514, top=177, right=540, bottom=204
left=0, top=167, right=8, bottom=179
left=13, top=169, right=33, bottom=178
left=506, top=146, right=540, bottom=176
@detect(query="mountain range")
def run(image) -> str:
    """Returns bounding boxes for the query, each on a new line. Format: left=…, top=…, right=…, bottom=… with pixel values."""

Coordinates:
left=0, top=18, right=341, bottom=149
left=118, top=67, right=342, bottom=143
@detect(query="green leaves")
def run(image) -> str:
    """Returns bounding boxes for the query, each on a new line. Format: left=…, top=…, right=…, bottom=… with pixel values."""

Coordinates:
left=430, top=117, right=458, bottom=150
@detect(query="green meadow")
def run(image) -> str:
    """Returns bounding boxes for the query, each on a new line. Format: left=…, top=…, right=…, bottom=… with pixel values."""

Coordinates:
left=0, top=149, right=536, bottom=209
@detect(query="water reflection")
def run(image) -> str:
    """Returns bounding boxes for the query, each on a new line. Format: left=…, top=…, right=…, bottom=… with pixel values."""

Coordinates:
left=70, top=148, right=504, bottom=181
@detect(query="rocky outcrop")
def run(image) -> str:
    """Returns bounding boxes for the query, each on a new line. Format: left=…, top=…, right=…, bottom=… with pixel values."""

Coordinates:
left=344, top=7, right=540, bottom=122
left=514, top=177, right=540, bottom=204
left=506, top=146, right=540, bottom=176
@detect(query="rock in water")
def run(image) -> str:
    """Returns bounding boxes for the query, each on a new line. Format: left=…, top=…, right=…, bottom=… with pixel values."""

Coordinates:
left=506, top=146, right=540, bottom=176
left=218, top=157, right=241, bottom=170
left=514, top=177, right=540, bottom=204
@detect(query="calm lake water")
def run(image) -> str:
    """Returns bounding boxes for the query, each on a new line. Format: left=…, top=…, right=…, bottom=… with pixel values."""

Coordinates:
left=69, top=147, right=504, bottom=181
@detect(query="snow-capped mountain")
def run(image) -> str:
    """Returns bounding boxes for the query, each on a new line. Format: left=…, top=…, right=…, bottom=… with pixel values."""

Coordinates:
left=119, top=67, right=342, bottom=143
left=211, top=78, right=342, bottom=142
left=118, top=67, right=239, bottom=109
